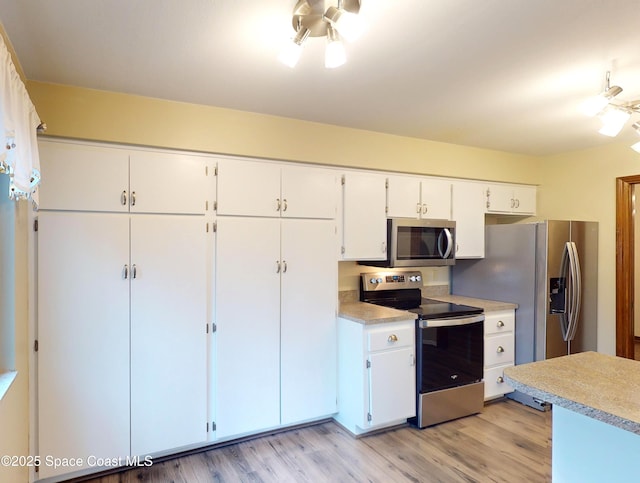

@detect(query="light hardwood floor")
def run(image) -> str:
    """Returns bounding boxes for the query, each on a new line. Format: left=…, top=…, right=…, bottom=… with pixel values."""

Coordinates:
left=84, top=399, right=551, bottom=483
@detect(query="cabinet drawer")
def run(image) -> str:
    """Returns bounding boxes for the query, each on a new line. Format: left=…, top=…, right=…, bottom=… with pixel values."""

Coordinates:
left=484, top=333, right=514, bottom=366
left=484, top=365, right=514, bottom=399
left=484, top=310, right=515, bottom=336
left=368, top=324, right=414, bottom=352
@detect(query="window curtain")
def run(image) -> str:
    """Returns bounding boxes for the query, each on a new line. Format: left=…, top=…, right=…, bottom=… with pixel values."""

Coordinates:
left=0, top=34, right=41, bottom=207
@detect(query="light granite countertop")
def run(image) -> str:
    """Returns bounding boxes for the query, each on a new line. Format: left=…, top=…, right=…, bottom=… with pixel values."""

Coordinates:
left=338, top=302, right=414, bottom=325
left=504, top=351, right=640, bottom=435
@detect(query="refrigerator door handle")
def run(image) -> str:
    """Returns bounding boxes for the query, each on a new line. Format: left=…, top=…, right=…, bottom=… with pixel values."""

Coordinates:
left=567, top=242, right=582, bottom=341
left=559, top=243, right=571, bottom=340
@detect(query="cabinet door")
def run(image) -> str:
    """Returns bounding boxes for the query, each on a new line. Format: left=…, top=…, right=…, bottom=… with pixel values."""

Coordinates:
left=421, top=178, right=452, bottom=220
left=451, top=181, right=485, bottom=258
left=129, top=215, right=207, bottom=455
left=513, top=185, right=537, bottom=214
left=386, top=175, right=421, bottom=218
left=37, top=140, right=129, bottom=212
left=281, top=219, right=337, bottom=425
left=129, top=151, right=208, bottom=215
left=37, top=212, right=130, bottom=479
left=215, top=217, right=281, bottom=438
left=281, top=165, right=338, bottom=219
left=341, top=172, right=387, bottom=260
left=368, top=348, right=416, bottom=427
left=216, top=158, right=281, bottom=217
left=485, top=184, right=514, bottom=213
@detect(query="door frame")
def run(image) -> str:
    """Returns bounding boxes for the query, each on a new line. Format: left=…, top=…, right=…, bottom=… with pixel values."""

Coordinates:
left=616, top=175, right=639, bottom=359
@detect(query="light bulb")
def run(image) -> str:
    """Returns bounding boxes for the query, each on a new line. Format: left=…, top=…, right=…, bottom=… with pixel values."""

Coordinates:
left=325, top=26, right=346, bottom=68
left=324, top=6, right=364, bottom=42
left=598, top=107, right=630, bottom=137
left=277, top=27, right=310, bottom=68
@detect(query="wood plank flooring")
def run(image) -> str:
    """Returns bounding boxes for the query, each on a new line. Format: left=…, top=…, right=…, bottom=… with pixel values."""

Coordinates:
left=83, top=399, right=551, bottom=483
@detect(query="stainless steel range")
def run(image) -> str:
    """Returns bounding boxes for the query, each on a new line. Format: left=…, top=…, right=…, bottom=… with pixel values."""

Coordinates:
left=360, top=270, right=485, bottom=428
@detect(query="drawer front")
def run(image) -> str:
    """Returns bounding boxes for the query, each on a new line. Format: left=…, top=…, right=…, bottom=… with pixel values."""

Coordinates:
left=484, top=310, right=515, bottom=336
left=484, top=333, right=514, bottom=367
left=484, top=365, right=514, bottom=399
left=368, top=324, right=414, bottom=352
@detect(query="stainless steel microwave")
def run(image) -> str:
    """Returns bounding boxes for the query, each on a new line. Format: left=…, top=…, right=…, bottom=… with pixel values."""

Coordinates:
left=359, top=218, right=456, bottom=268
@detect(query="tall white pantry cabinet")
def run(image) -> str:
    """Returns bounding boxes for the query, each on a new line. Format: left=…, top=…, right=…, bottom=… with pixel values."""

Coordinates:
left=36, top=140, right=212, bottom=479
left=214, top=158, right=338, bottom=439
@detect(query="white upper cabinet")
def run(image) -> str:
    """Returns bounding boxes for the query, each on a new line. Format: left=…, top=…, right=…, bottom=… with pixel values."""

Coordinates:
left=386, top=175, right=451, bottom=220
left=281, top=165, right=338, bottom=219
left=38, top=140, right=130, bottom=212
left=216, top=158, right=337, bottom=219
left=485, top=183, right=537, bottom=215
left=37, top=140, right=209, bottom=214
left=341, top=171, right=387, bottom=261
left=129, top=151, right=209, bottom=215
left=451, top=180, right=485, bottom=259
left=420, top=178, right=452, bottom=220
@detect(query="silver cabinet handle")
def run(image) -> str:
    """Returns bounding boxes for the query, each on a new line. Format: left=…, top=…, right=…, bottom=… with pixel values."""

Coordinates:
left=497, top=376, right=505, bottom=384
left=282, top=260, right=287, bottom=273
left=515, top=199, right=520, bottom=208
left=132, top=264, right=137, bottom=279
left=276, top=261, right=281, bottom=273
left=416, top=202, right=421, bottom=214
left=496, top=346, right=504, bottom=353
left=283, top=199, right=288, bottom=212
left=422, top=203, right=427, bottom=214
left=388, top=334, right=398, bottom=343
left=276, top=198, right=281, bottom=212
left=121, top=191, right=127, bottom=206
left=510, top=198, right=515, bottom=208
left=131, top=191, right=136, bottom=206
left=497, top=320, right=505, bottom=328
left=123, top=264, right=129, bottom=279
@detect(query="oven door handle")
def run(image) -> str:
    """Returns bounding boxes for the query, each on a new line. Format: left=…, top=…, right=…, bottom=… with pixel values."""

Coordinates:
left=419, top=314, right=484, bottom=328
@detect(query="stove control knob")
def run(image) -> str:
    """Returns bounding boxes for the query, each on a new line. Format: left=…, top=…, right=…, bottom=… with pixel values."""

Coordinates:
left=369, top=278, right=378, bottom=284
left=376, top=278, right=383, bottom=283
left=409, top=276, right=416, bottom=282
left=415, top=275, right=422, bottom=282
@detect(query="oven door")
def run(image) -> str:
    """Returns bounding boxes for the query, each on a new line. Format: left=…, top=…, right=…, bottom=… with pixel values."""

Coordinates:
left=416, top=315, right=484, bottom=394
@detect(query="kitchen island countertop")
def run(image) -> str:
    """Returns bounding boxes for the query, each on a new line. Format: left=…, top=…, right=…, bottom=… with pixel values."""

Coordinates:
left=504, top=351, right=640, bottom=434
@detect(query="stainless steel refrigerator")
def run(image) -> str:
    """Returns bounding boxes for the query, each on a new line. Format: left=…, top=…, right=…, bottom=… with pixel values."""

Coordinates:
left=451, top=221, right=598, bottom=410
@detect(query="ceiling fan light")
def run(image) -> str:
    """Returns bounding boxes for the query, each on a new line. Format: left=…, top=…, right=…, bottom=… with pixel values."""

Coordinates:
left=581, top=85, right=623, bottom=117
left=325, top=26, right=346, bottom=68
left=323, top=6, right=364, bottom=42
left=598, top=107, right=630, bottom=137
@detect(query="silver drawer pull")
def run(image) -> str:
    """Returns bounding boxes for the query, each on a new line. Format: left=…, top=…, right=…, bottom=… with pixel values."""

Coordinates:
left=388, top=334, right=398, bottom=343
left=497, top=376, right=504, bottom=384
left=496, top=346, right=505, bottom=353
left=497, top=320, right=505, bottom=328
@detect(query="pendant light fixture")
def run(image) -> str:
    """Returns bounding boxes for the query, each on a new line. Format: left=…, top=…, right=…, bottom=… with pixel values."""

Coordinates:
left=278, top=0, right=363, bottom=69
left=582, top=72, right=640, bottom=152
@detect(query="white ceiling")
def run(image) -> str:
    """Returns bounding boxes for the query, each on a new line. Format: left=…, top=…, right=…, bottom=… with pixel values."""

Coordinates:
left=1, top=0, right=640, bottom=156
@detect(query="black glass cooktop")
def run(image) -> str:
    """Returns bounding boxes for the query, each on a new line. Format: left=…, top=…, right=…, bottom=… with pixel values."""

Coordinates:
left=408, top=298, right=483, bottom=320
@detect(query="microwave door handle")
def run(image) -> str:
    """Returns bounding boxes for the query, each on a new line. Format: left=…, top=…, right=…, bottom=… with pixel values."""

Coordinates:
left=438, top=228, right=453, bottom=259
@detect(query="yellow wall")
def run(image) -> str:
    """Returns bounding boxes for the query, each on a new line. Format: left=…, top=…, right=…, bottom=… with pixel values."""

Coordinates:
left=27, top=81, right=541, bottom=183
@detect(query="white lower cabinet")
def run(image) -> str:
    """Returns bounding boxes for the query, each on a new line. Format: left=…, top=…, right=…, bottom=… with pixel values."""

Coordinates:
left=37, top=212, right=208, bottom=479
left=215, top=217, right=337, bottom=440
left=335, top=318, right=416, bottom=435
left=483, top=310, right=515, bottom=400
